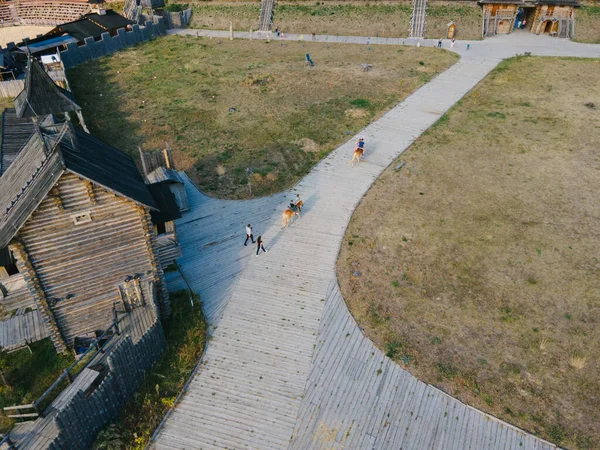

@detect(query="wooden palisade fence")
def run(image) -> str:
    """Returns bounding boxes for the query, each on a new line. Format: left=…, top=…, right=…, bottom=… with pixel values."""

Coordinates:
left=2, top=304, right=165, bottom=449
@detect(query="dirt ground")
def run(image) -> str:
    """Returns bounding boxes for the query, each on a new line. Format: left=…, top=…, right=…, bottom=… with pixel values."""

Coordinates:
left=69, top=35, right=457, bottom=198
left=0, top=26, right=52, bottom=47
left=189, top=2, right=484, bottom=40
left=337, top=57, right=600, bottom=449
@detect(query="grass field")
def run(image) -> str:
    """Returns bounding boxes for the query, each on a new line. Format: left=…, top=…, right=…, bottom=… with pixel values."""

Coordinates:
left=337, top=56, right=600, bottom=449
left=69, top=35, right=457, bottom=198
left=188, top=2, right=484, bottom=40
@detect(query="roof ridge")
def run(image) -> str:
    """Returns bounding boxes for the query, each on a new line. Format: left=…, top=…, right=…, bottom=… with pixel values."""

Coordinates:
left=14, top=57, right=81, bottom=119
left=3, top=147, right=55, bottom=219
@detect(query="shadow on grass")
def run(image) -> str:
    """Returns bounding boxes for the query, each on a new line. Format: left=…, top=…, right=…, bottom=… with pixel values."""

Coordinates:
left=68, top=59, right=144, bottom=163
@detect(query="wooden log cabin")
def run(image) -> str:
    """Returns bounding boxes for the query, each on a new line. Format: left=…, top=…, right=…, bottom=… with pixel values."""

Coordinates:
left=0, top=58, right=179, bottom=354
left=480, top=0, right=579, bottom=38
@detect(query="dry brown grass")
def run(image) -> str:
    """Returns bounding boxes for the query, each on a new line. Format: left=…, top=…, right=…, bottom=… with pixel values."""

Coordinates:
left=574, top=6, right=600, bottom=43
left=189, top=2, right=484, bottom=40
left=338, top=56, right=600, bottom=449
left=569, top=352, right=588, bottom=370
left=69, top=35, right=457, bottom=198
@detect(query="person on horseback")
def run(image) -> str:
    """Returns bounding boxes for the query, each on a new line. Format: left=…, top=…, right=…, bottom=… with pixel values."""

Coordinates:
left=289, top=194, right=301, bottom=212
left=356, top=137, right=365, bottom=151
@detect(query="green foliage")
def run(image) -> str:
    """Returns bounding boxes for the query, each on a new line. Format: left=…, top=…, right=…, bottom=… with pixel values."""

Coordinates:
left=164, top=2, right=189, bottom=13
left=350, top=98, right=371, bottom=109
left=385, top=341, right=404, bottom=359
left=580, top=5, right=600, bottom=16
left=487, top=111, right=506, bottom=119
left=436, top=363, right=458, bottom=380
left=0, top=340, right=73, bottom=433
left=93, top=291, right=207, bottom=449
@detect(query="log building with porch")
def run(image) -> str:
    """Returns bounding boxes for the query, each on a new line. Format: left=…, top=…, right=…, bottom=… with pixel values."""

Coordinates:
left=0, top=57, right=181, bottom=354
left=480, top=0, right=579, bottom=38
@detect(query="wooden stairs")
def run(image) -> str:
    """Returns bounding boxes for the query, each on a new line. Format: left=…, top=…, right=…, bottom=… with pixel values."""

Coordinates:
left=410, top=0, right=427, bottom=38
left=258, top=0, right=276, bottom=31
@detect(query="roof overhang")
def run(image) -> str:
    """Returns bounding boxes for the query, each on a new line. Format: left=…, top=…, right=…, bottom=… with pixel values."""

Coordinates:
left=18, top=35, right=78, bottom=54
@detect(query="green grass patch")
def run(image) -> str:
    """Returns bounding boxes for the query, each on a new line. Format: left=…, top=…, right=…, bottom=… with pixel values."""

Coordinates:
left=0, top=340, right=73, bottom=433
left=92, top=291, right=207, bottom=449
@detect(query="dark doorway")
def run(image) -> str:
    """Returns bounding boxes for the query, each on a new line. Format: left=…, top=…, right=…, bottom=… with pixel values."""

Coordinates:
left=514, top=7, right=536, bottom=31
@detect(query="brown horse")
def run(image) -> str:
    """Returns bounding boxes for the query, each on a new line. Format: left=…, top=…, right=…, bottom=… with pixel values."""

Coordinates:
left=350, top=148, right=364, bottom=167
left=281, top=208, right=299, bottom=228
left=294, top=200, right=303, bottom=216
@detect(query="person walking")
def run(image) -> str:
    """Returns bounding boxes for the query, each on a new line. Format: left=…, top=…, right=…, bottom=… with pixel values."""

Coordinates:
left=256, top=235, right=267, bottom=256
left=437, top=38, right=442, bottom=48
left=450, top=38, right=455, bottom=48
left=244, top=224, right=255, bottom=246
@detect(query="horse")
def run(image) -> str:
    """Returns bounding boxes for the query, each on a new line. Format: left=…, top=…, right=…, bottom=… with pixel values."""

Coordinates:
left=350, top=147, right=364, bottom=167
left=281, top=208, right=299, bottom=228
left=282, top=200, right=304, bottom=227
left=292, top=200, right=303, bottom=215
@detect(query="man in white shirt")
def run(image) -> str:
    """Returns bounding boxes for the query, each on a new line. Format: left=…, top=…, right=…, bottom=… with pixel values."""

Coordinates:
left=244, top=224, right=255, bottom=246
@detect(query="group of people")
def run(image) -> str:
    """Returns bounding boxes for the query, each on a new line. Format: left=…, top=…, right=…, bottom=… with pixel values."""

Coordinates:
left=244, top=224, right=267, bottom=256
left=245, top=136, right=368, bottom=251
left=244, top=194, right=302, bottom=255
left=438, top=38, right=469, bottom=50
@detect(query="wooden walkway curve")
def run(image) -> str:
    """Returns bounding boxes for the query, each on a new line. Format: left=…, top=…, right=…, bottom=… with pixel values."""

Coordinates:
left=151, top=31, right=600, bottom=449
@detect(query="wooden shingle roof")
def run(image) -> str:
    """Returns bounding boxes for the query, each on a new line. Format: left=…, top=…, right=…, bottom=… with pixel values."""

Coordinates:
left=13, top=57, right=81, bottom=119
left=53, top=10, right=132, bottom=41
left=146, top=166, right=184, bottom=185
left=60, top=128, right=158, bottom=211
left=0, top=123, right=157, bottom=248
left=0, top=109, right=35, bottom=176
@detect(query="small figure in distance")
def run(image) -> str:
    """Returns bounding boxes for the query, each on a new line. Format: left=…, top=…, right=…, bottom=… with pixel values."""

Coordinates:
left=351, top=138, right=366, bottom=167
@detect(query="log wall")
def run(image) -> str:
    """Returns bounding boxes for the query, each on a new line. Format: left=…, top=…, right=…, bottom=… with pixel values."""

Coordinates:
left=16, top=173, right=165, bottom=348
left=7, top=305, right=165, bottom=449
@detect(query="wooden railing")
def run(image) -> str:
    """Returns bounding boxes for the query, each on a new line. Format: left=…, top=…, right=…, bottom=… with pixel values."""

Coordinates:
left=3, top=306, right=123, bottom=419
left=0, top=434, right=16, bottom=449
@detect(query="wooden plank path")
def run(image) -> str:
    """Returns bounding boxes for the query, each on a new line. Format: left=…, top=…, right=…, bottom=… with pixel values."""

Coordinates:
left=164, top=183, right=282, bottom=324
left=0, top=309, right=49, bottom=351
left=152, top=33, right=600, bottom=449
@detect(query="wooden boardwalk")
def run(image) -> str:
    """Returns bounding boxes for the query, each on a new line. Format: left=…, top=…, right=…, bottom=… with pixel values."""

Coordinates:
left=151, top=33, right=600, bottom=449
left=0, top=309, right=49, bottom=351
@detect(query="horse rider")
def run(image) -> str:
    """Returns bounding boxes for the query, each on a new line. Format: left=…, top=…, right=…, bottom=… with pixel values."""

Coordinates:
left=356, top=137, right=365, bottom=152
left=290, top=193, right=301, bottom=212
